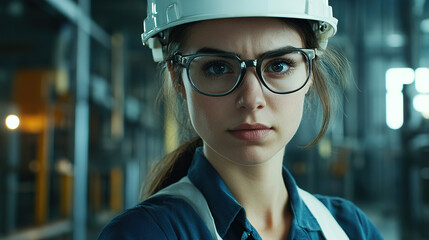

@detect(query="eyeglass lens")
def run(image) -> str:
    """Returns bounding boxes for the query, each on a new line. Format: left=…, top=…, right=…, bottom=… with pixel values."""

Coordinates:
left=187, top=50, right=310, bottom=95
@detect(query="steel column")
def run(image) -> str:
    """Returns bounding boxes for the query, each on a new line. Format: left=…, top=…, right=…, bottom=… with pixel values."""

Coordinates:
left=72, top=0, right=91, bottom=239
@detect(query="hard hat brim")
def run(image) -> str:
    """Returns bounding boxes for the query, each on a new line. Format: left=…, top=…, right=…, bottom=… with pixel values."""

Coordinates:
left=142, top=13, right=337, bottom=44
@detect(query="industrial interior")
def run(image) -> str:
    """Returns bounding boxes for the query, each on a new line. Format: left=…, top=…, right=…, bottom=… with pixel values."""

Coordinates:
left=0, top=0, right=428, bottom=239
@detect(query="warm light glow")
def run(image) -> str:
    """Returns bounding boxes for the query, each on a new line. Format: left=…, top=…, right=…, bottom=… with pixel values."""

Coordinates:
left=5, top=115, right=20, bottom=130
left=415, top=68, right=429, bottom=93
left=386, top=92, right=404, bottom=129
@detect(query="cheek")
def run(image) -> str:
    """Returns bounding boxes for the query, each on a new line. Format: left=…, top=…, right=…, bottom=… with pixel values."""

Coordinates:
left=183, top=82, right=221, bottom=134
left=273, top=93, right=306, bottom=134
left=187, top=98, right=227, bottom=143
left=274, top=92, right=305, bottom=114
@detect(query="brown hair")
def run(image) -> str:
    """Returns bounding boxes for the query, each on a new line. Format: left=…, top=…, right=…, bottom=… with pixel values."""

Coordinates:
left=143, top=18, right=350, bottom=198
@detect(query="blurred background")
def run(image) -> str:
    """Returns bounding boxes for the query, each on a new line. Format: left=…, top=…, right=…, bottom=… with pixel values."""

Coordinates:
left=0, top=0, right=428, bottom=239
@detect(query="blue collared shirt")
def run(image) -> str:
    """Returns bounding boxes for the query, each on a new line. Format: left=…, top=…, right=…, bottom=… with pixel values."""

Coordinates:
left=98, top=147, right=383, bottom=239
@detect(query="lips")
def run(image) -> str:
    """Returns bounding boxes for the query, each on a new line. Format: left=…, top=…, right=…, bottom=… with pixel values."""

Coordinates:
left=228, top=123, right=272, bottom=141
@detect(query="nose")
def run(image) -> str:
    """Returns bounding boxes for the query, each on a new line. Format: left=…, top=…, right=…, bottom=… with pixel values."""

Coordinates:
left=235, top=68, right=267, bottom=111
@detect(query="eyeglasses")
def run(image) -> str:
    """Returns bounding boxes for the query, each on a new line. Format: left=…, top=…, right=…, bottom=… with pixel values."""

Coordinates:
left=172, top=47, right=317, bottom=96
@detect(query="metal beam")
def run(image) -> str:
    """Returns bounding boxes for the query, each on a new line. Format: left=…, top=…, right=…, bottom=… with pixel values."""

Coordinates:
left=72, top=0, right=91, bottom=239
left=43, top=0, right=111, bottom=48
left=0, top=220, right=71, bottom=240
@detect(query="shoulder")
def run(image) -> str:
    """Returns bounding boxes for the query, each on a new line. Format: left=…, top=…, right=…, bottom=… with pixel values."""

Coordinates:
left=314, top=194, right=383, bottom=239
left=97, top=195, right=210, bottom=240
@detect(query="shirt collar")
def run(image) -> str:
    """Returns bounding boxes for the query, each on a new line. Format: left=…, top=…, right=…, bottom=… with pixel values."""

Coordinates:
left=187, top=147, right=249, bottom=237
left=187, top=147, right=321, bottom=236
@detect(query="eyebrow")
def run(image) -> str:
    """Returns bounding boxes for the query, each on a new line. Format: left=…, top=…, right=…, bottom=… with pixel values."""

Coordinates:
left=196, top=47, right=237, bottom=55
left=194, top=46, right=299, bottom=58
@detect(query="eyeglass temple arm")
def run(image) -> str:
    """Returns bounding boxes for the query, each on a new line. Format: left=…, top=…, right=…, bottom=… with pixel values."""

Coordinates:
left=171, top=54, right=188, bottom=66
left=314, top=48, right=323, bottom=58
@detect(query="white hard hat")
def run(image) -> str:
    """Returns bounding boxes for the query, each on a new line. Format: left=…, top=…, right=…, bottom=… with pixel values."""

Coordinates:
left=142, top=0, right=338, bottom=62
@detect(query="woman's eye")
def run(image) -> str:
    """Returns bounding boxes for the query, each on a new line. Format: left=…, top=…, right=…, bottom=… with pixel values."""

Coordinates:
left=205, top=62, right=231, bottom=75
left=267, top=61, right=290, bottom=73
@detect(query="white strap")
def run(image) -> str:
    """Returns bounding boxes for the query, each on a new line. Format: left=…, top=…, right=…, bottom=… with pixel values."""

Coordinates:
left=152, top=177, right=222, bottom=240
left=298, top=188, right=350, bottom=240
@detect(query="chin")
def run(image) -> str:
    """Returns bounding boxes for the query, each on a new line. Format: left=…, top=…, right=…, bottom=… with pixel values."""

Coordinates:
left=221, top=143, right=285, bottom=166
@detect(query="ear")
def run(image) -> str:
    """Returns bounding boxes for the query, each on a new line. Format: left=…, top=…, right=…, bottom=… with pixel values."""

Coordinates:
left=167, top=61, right=187, bottom=100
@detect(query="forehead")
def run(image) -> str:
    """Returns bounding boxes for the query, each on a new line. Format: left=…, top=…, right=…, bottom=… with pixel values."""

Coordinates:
left=181, top=17, right=304, bottom=56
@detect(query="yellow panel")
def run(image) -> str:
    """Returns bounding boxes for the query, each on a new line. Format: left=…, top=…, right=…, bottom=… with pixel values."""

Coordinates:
left=89, top=172, right=102, bottom=212
left=13, top=69, right=70, bottom=133
left=60, top=175, right=73, bottom=218
left=110, top=168, right=123, bottom=212
left=14, top=69, right=54, bottom=114
left=18, top=114, right=47, bottom=133
left=35, top=129, right=49, bottom=225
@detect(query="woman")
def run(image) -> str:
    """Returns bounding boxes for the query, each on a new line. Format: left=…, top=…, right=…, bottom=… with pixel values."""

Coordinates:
left=98, top=0, right=383, bottom=239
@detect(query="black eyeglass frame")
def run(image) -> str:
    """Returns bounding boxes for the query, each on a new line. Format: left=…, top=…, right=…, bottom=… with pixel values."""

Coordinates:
left=172, top=47, right=317, bottom=97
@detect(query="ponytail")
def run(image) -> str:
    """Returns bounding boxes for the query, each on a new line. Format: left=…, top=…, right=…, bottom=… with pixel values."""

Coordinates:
left=143, top=137, right=202, bottom=199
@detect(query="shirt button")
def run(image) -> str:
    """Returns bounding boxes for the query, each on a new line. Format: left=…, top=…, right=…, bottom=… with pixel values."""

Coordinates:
left=241, top=231, right=254, bottom=239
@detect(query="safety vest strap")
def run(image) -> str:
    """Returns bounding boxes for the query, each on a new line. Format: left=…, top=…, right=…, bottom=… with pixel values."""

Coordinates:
left=298, top=188, right=349, bottom=240
left=152, top=177, right=222, bottom=240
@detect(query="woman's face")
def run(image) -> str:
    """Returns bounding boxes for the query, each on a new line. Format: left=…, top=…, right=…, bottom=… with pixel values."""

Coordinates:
left=176, top=17, right=311, bottom=165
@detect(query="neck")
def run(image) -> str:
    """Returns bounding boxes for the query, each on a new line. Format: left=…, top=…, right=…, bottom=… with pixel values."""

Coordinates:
left=204, top=147, right=291, bottom=235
